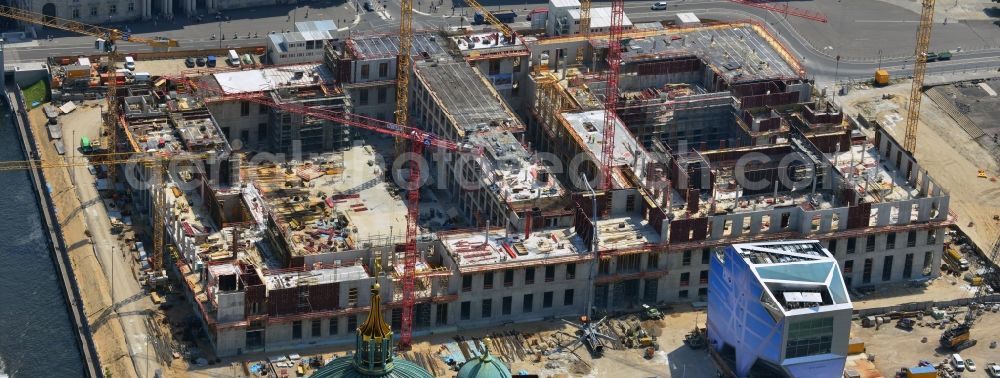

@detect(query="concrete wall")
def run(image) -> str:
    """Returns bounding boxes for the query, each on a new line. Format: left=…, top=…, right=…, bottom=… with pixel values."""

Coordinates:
left=207, top=101, right=269, bottom=150
left=267, top=39, right=331, bottom=65
left=450, top=264, right=587, bottom=326
left=216, top=291, right=245, bottom=323
left=215, top=327, right=247, bottom=356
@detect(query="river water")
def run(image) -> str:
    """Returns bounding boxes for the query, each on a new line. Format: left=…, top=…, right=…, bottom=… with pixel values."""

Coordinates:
left=0, top=105, right=85, bottom=376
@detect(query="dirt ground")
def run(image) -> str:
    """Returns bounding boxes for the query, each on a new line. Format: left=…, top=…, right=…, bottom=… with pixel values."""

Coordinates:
left=838, top=80, right=1000, bottom=260
left=192, top=307, right=715, bottom=378
left=852, top=274, right=979, bottom=310
left=853, top=310, right=1000, bottom=377
left=26, top=106, right=135, bottom=378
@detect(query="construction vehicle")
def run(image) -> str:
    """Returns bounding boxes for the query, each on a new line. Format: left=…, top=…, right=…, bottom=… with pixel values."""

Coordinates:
left=940, top=232, right=1000, bottom=351
left=897, top=365, right=937, bottom=378
left=945, top=246, right=970, bottom=271
left=897, top=318, right=916, bottom=330
left=875, top=69, right=891, bottom=86
left=641, top=304, right=663, bottom=320
left=684, top=327, right=706, bottom=349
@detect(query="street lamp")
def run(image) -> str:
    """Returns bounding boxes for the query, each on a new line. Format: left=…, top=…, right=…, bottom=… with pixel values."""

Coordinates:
left=218, top=20, right=223, bottom=48
left=581, top=173, right=598, bottom=318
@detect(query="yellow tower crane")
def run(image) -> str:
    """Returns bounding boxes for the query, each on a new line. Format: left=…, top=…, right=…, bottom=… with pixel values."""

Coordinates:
left=903, top=0, right=936, bottom=153
left=577, top=0, right=591, bottom=64
left=464, top=0, right=516, bottom=39
left=0, top=5, right=178, bottom=181
left=394, top=0, right=414, bottom=156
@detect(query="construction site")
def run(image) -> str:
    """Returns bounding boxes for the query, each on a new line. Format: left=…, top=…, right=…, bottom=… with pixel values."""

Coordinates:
left=3, top=0, right=1000, bottom=376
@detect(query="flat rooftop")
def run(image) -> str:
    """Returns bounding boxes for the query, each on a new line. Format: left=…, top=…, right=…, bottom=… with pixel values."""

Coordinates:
left=451, top=32, right=527, bottom=55
left=210, top=63, right=334, bottom=94
left=264, top=264, right=369, bottom=290
left=595, top=214, right=661, bottom=249
left=122, top=94, right=229, bottom=155
left=440, top=228, right=589, bottom=272
left=413, top=59, right=521, bottom=135
left=829, top=143, right=920, bottom=203
left=250, top=145, right=407, bottom=257
left=472, top=131, right=565, bottom=204
left=567, top=7, right=634, bottom=30
left=346, top=33, right=447, bottom=60
left=560, top=110, right=651, bottom=183
left=621, top=25, right=799, bottom=83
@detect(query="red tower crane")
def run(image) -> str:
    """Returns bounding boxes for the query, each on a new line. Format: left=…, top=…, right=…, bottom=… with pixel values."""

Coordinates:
left=170, top=76, right=481, bottom=348
left=600, top=0, right=625, bottom=191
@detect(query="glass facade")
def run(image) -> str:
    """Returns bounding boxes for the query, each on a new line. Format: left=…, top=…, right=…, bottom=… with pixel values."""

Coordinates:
left=785, top=317, right=833, bottom=358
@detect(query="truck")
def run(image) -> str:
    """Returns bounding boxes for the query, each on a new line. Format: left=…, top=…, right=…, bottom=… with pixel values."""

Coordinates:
left=945, top=246, right=969, bottom=271
left=80, top=136, right=92, bottom=153
left=475, top=10, right=517, bottom=25
left=874, top=69, right=890, bottom=86
left=898, top=365, right=937, bottom=378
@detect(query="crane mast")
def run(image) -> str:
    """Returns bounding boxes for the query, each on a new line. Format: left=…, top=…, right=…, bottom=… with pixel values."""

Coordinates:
left=395, top=0, right=413, bottom=156
left=600, top=0, right=624, bottom=191
left=395, top=0, right=419, bottom=349
left=904, top=0, right=936, bottom=153
left=576, top=0, right=591, bottom=63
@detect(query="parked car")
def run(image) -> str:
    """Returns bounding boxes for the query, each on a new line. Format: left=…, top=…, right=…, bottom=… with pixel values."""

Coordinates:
left=985, top=362, right=1000, bottom=377
left=87, top=164, right=97, bottom=175
left=363, top=0, right=375, bottom=11
left=966, top=359, right=976, bottom=372
left=951, top=354, right=966, bottom=372
left=196, top=57, right=206, bottom=67
left=185, top=57, right=196, bottom=68
left=651, top=1, right=668, bottom=10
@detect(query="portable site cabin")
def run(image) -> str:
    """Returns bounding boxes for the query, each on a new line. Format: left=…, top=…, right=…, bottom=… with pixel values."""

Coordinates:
left=81, top=136, right=91, bottom=152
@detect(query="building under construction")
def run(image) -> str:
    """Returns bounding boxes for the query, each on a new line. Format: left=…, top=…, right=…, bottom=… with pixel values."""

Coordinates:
left=94, top=0, right=954, bottom=357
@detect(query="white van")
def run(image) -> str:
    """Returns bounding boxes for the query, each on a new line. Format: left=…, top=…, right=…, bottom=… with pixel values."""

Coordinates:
left=952, top=353, right=966, bottom=371
left=227, top=49, right=240, bottom=67
left=124, top=56, right=135, bottom=70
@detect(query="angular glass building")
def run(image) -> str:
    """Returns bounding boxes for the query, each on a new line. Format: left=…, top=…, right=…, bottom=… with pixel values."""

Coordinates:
left=708, top=240, right=853, bottom=378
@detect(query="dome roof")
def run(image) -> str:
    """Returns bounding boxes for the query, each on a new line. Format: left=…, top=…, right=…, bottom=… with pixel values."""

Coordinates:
left=456, top=339, right=513, bottom=378
left=310, top=356, right=434, bottom=378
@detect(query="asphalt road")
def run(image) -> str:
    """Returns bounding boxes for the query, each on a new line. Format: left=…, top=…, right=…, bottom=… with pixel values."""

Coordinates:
left=5, top=0, right=1000, bottom=83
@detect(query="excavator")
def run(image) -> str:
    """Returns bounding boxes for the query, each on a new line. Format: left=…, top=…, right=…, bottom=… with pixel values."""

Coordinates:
left=940, top=232, right=1000, bottom=351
